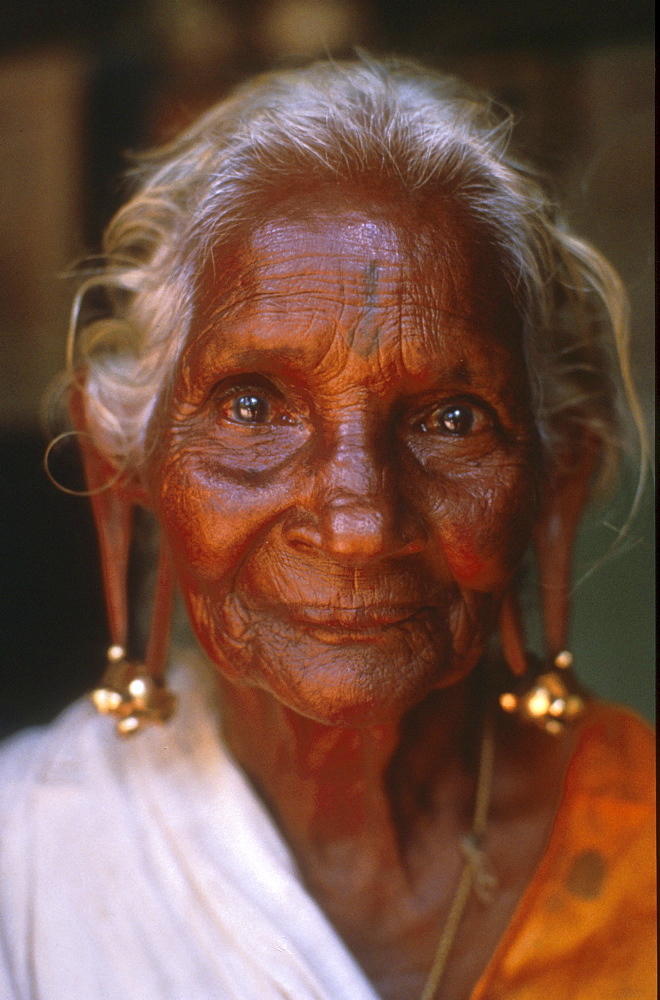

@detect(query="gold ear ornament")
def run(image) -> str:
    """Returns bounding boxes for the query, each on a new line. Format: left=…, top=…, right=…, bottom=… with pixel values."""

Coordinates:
left=499, top=650, right=585, bottom=735
left=90, top=533, right=177, bottom=736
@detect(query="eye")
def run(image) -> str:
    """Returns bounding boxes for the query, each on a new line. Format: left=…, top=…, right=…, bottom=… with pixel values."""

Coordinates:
left=231, top=393, right=271, bottom=424
left=204, top=377, right=310, bottom=473
left=421, top=401, right=489, bottom=436
left=215, top=379, right=300, bottom=429
left=436, top=404, right=474, bottom=435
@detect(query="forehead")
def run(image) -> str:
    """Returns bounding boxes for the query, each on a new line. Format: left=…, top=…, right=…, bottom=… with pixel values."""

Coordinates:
left=183, top=191, right=524, bottom=393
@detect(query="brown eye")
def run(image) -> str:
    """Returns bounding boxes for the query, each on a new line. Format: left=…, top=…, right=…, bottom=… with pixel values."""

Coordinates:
left=232, top=394, right=271, bottom=423
left=433, top=403, right=475, bottom=435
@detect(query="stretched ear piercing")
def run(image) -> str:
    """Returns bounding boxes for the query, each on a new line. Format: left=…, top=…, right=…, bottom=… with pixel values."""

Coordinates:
left=499, top=650, right=585, bottom=736
left=91, top=541, right=177, bottom=736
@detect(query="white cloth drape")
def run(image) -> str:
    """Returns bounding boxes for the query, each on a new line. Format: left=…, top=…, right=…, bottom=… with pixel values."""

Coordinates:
left=0, top=657, right=381, bottom=1000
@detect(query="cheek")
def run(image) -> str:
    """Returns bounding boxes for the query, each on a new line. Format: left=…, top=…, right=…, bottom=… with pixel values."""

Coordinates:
left=434, top=472, right=537, bottom=590
left=155, top=453, right=297, bottom=582
left=440, top=524, right=488, bottom=585
left=156, top=461, right=226, bottom=578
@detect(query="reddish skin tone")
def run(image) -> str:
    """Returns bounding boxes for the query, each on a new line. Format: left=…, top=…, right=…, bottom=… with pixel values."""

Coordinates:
left=140, top=188, right=580, bottom=999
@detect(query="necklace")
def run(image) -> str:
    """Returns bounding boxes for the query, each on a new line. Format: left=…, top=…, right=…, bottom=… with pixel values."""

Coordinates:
left=419, top=714, right=497, bottom=1000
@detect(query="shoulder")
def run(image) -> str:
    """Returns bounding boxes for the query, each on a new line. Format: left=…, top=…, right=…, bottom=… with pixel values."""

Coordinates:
left=0, top=657, right=225, bottom=996
left=567, top=701, right=655, bottom=803
left=1, top=649, right=214, bottom=784
left=556, top=701, right=655, bottom=886
left=0, top=651, right=230, bottom=857
left=0, top=696, right=113, bottom=884
left=0, top=696, right=100, bottom=801
left=474, top=706, right=655, bottom=999
left=547, top=700, right=655, bottom=920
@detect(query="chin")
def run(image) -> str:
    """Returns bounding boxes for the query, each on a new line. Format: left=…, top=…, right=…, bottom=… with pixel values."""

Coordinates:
left=210, top=614, right=478, bottom=727
left=272, top=683, right=434, bottom=728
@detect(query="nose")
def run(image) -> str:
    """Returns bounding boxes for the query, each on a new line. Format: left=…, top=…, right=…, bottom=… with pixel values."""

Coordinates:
left=285, top=422, right=426, bottom=564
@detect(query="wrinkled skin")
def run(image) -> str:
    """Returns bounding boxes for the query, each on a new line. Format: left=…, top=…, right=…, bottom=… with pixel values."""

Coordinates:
left=141, top=188, right=576, bottom=999
left=147, top=191, right=538, bottom=725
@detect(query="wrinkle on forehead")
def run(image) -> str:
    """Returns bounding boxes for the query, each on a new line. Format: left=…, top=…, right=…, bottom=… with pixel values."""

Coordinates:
left=343, top=260, right=384, bottom=359
left=179, top=199, right=526, bottom=409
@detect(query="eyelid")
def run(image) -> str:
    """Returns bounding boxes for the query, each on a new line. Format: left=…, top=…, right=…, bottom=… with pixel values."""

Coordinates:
left=211, top=374, right=308, bottom=428
left=414, top=394, right=497, bottom=431
left=212, top=374, right=285, bottom=405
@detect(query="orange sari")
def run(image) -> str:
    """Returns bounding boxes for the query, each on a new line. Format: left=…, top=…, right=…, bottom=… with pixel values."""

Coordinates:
left=473, top=705, right=656, bottom=998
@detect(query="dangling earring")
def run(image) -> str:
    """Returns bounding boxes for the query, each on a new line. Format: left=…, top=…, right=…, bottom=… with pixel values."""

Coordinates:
left=91, top=540, right=177, bottom=735
left=497, top=587, right=585, bottom=736
left=65, top=384, right=176, bottom=735
left=498, top=650, right=585, bottom=736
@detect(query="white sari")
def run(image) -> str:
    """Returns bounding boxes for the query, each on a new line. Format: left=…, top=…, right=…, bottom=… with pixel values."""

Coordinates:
left=0, top=656, right=380, bottom=1000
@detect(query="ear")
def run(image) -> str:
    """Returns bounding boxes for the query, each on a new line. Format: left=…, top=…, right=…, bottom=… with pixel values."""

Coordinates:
left=68, top=382, right=150, bottom=650
left=534, top=429, right=601, bottom=657
left=68, top=382, right=150, bottom=506
left=499, top=585, right=528, bottom=677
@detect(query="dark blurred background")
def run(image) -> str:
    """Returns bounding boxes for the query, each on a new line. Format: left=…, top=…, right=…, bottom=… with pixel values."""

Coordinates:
left=0, top=0, right=654, bottom=736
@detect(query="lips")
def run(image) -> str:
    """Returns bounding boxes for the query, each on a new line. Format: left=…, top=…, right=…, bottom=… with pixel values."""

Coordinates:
left=285, top=605, right=425, bottom=627
left=258, top=604, right=437, bottom=647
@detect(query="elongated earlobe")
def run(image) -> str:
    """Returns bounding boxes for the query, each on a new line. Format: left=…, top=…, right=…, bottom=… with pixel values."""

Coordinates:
left=534, top=432, right=600, bottom=659
left=68, top=382, right=176, bottom=735
left=498, top=431, right=598, bottom=734
left=69, top=384, right=136, bottom=652
left=498, top=586, right=527, bottom=678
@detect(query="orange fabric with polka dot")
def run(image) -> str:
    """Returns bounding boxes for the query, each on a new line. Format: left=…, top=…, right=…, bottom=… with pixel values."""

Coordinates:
left=473, top=705, right=656, bottom=999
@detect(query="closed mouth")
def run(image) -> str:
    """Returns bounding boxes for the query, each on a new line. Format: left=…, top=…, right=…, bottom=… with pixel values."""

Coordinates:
left=284, top=605, right=432, bottom=639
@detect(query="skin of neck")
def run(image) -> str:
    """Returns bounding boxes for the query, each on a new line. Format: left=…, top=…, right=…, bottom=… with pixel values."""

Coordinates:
left=216, top=668, right=483, bottom=872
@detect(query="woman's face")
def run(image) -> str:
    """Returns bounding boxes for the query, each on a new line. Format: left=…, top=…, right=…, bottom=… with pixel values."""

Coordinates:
left=145, top=191, right=539, bottom=725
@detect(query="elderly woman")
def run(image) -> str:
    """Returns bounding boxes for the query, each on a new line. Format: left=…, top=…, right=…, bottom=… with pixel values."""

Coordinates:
left=0, top=57, right=654, bottom=1000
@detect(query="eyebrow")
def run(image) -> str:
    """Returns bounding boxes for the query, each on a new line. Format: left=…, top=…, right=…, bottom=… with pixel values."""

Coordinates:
left=449, top=359, right=471, bottom=383
left=186, top=338, right=316, bottom=388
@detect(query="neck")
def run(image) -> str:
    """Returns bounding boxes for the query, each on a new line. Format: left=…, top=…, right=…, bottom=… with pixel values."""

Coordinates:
left=216, top=671, right=484, bottom=868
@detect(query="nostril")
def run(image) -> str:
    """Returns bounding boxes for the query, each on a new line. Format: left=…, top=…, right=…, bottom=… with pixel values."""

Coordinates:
left=327, top=505, right=386, bottom=557
left=287, top=530, right=321, bottom=552
left=283, top=501, right=387, bottom=559
left=283, top=517, right=324, bottom=552
left=283, top=494, right=427, bottom=563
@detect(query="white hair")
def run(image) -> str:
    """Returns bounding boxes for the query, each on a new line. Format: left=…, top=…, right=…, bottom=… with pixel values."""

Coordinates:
left=64, top=54, right=645, bottom=498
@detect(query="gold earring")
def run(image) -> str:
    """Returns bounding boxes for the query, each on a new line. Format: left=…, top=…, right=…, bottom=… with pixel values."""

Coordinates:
left=91, top=541, right=176, bottom=736
left=91, top=644, right=176, bottom=736
left=499, top=650, right=585, bottom=736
